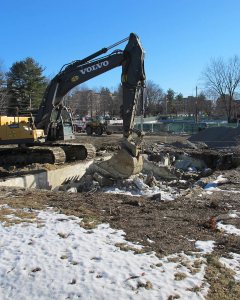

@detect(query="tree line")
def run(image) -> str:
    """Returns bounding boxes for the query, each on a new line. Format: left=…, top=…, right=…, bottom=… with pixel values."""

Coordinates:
left=0, top=55, right=240, bottom=121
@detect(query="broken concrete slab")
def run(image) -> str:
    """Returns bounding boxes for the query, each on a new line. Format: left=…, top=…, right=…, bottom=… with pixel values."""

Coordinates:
left=133, top=177, right=149, bottom=190
left=174, top=154, right=207, bottom=171
left=93, top=172, right=115, bottom=187
left=0, top=161, right=93, bottom=190
left=150, top=193, right=161, bottom=201
left=143, top=158, right=178, bottom=180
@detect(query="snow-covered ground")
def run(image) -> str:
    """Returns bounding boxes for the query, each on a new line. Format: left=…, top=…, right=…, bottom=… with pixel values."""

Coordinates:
left=220, top=253, right=240, bottom=282
left=195, top=241, right=215, bottom=254
left=1, top=172, right=240, bottom=299
left=0, top=207, right=209, bottom=300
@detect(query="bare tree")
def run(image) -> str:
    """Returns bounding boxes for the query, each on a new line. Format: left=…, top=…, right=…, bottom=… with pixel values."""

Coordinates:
left=145, top=80, right=165, bottom=116
left=202, top=55, right=240, bottom=122
left=67, top=86, right=91, bottom=116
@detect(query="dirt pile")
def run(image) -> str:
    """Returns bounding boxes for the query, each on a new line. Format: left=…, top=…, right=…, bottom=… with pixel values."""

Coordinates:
left=188, top=126, right=240, bottom=148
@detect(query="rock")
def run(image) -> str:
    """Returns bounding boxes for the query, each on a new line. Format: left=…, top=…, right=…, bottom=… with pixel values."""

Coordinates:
left=57, top=185, right=65, bottom=191
left=8, top=166, right=16, bottom=172
left=150, top=193, right=161, bottom=201
left=93, top=172, right=114, bottom=187
left=186, top=140, right=199, bottom=149
left=0, top=167, right=7, bottom=173
left=174, top=155, right=207, bottom=171
left=187, top=166, right=197, bottom=172
left=79, top=174, right=94, bottom=189
left=194, top=180, right=206, bottom=188
left=66, top=187, right=78, bottom=193
left=145, top=280, right=153, bottom=290
left=143, top=159, right=177, bottom=180
left=97, top=150, right=107, bottom=156
left=145, top=171, right=156, bottom=187
left=216, top=175, right=229, bottom=185
left=133, top=177, right=148, bottom=190
left=201, top=168, right=213, bottom=177
left=162, top=153, right=171, bottom=166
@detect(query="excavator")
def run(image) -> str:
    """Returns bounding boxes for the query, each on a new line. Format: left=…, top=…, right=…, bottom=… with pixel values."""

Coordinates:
left=0, top=33, right=146, bottom=179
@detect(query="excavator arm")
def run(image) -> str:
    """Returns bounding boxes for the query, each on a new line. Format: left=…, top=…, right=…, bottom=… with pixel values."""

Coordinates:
left=35, top=33, right=146, bottom=179
left=35, top=33, right=145, bottom=143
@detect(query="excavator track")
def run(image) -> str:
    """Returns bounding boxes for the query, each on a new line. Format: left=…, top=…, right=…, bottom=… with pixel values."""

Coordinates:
left=51, top=142, right=96, bottom=161
left=0, top=143, right=96, bottom=167
left=0, top=146, right=66, bottom=166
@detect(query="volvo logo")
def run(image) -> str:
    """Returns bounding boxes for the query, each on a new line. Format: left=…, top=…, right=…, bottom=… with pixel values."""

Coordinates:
left=79, top=60, right=109, bottom=75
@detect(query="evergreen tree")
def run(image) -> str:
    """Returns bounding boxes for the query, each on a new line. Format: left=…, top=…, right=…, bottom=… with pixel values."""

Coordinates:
left=7, top=57, right=47, bottom=113
left=175, top=93, right=183, bottom=101
left=99, top=87, right=112, bottom=116
left=0, top=63, right=8, bottom=112
left=112, top=84, right=123, bottom=117
left=165, top=88, right=175, bottom=114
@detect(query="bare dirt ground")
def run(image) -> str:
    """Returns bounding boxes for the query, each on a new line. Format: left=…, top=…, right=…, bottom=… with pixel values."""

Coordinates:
left=1, top=132, right=240, bottom=298
left=75, top=132, right=188, bottom=150
left=1, top=172, right=240, bottom=257
left=0, top=133, right=239, bottom=257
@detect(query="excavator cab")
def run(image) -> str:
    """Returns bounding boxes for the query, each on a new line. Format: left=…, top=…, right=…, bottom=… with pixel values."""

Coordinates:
left=47, top=106, right=75, bottom=141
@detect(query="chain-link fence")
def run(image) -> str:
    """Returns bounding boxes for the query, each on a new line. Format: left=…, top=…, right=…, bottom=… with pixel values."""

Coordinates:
left=134, top=119, right=239, bottom=135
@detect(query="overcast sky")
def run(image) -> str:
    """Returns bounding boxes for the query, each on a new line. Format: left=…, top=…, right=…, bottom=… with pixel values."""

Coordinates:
left=1, top=0, right=240, bottom=96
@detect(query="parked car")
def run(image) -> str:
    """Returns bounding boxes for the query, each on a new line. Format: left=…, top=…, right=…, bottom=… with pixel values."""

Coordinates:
left=73, top=121, right=86, bottom=133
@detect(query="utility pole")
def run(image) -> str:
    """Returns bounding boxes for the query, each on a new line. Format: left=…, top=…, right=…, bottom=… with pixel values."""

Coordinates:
left=195, top=86, right=198, bottom=123
left=165, top=96, right=168, bottom=115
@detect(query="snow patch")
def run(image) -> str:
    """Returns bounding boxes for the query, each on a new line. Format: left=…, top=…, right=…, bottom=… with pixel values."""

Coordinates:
left=0, top=208, right=208, bottom=300
left=217, top=222, right=240, bottom=236
left=195, top=240, right=215, bottom=253
left=220, top=253, right=240, bottom=281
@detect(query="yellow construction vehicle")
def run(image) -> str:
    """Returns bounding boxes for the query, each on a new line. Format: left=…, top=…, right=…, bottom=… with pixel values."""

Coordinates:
left=0, top=33, right=146, bottom=178
left=0, top=116, right=44, bottom=144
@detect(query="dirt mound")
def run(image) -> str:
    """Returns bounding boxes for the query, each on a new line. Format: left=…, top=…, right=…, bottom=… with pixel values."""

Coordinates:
left=188, top=126, right=240, bottom=148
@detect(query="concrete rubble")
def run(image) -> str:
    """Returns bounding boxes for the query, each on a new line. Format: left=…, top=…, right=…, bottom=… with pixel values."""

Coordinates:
left=47, top=130, right=240, bottom=206
left=57, top=141, right=237, bottom=200
left=0, top=132, right=240, bottom=202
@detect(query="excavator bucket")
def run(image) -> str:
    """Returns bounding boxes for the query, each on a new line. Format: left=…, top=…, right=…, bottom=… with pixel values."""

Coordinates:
left=95, top=138, right=143, bottom=179
left=96, top=149, right=143, bottom=179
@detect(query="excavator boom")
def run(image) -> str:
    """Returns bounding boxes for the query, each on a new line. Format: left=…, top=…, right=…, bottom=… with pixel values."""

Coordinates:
left=0, top=33, right=146, bottom=178
left=35, top=33, right=145, bottom=143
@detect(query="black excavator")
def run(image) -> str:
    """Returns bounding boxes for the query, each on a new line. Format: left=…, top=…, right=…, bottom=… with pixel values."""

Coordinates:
left=0, top=33, right=146, bottom=178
